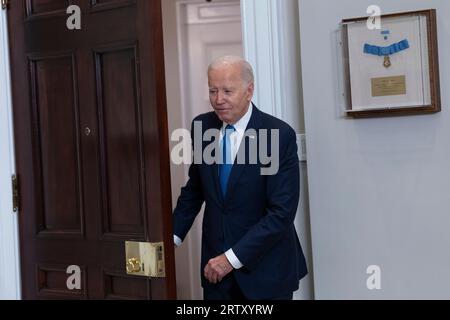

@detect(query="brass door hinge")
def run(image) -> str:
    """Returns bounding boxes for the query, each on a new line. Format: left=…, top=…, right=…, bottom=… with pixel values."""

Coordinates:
left=12, top=175, right=19, bottom=212
left=1, top=0, right=9, bottom=10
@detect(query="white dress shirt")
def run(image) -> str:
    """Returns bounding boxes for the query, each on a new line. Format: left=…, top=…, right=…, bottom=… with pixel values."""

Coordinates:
left=174, top=104, right=253, bottom=270
left=219, top=103, right=253, bottom=165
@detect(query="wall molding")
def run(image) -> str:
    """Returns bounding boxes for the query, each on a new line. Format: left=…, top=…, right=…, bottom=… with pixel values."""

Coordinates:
left=241, top=0, right=304, bottom=133
left=241, top=0, right=313, bottom=300
left=0, top=9, right=22, bottom=300
left=186, top=1, right=241, bottom=25
left=241, top=0, right=280, bottom=117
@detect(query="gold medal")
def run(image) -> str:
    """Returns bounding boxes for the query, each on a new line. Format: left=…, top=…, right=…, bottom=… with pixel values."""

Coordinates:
left=383, top=55, right=391, bottom=68
left=364, top=39, right=410, bottom=69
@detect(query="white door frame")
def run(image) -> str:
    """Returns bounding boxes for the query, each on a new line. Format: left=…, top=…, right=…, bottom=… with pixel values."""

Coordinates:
left=0, top=8, right=21, bottom=300
left=241, top=0, right=314, bottom=299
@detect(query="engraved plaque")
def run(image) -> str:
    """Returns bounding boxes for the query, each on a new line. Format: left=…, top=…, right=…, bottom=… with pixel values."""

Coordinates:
left=371, top=75, right=406, bottom=97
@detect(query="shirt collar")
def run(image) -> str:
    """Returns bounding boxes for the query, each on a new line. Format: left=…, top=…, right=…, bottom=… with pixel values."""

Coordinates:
left=222, top=103, right=253, bottom=134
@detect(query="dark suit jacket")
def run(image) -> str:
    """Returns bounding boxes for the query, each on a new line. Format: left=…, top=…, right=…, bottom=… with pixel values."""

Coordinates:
left=173, top=105, right=308, bottom=299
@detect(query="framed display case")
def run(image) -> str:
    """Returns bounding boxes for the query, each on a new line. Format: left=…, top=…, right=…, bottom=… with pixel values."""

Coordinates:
left=342, top=9, right=441, bottom=118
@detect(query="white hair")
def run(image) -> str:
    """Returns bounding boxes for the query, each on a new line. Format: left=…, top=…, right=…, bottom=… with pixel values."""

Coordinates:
left=208, top=56, right=254, bottom=85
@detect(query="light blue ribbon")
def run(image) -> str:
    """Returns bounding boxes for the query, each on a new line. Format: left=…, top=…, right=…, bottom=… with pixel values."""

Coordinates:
left=364, top=39, right=410, bottom=56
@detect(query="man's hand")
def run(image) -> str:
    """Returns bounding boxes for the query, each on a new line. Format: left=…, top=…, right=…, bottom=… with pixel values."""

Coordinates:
left=204, top=254, right=234, bottom=284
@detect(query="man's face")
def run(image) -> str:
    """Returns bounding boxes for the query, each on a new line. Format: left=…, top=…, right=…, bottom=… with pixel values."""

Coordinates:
left=208, top=64, right=254, bottom=124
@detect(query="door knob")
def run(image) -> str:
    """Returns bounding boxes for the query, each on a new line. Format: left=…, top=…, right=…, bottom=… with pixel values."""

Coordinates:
left=126, top=258, right=142, bottom=273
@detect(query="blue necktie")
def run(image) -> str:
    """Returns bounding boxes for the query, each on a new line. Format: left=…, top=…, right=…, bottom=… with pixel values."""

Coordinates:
left=219, top=124, right=236, bottom=197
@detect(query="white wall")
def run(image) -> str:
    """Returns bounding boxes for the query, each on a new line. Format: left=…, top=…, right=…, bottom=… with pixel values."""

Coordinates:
left=300, top=0, right=450, bottom=299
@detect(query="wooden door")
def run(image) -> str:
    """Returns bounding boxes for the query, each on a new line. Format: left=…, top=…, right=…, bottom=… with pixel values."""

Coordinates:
left=7, top=0, right=176, bottom=299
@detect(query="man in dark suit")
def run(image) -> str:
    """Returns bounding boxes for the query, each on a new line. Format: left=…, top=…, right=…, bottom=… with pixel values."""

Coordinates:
left=173, top=56, right=307, bottom=300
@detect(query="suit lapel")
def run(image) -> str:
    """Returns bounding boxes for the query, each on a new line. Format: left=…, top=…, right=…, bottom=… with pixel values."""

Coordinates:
left=224, top=104, right=262, bottom=202
left=208, top=115, right=223, bottom=202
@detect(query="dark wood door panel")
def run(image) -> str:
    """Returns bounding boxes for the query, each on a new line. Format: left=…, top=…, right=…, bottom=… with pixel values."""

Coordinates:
left=37, top=264, right=87, bottom=299
left=90, top=0, right=135, bottom=13
left=103, top=271, right=151, bottom=300
left=28, top=53, right=85, bottom=239
left=95, top=46, right=147, bottom=239
left=25, top=0, right=72, bottom=18
left=24, top=6, right=136, bottom=53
